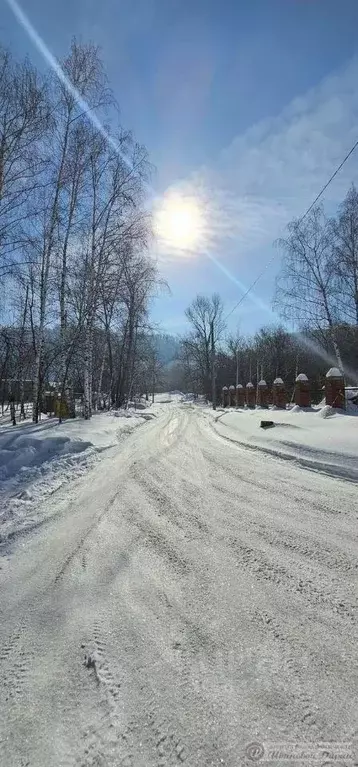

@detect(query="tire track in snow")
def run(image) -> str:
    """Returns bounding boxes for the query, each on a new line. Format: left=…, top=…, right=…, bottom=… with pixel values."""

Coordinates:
left=147, top=710, right=188, bottom=765
left=208, top=482, right=358, bottom=625
left=0, top=628, right=22, bottom=664
left=1, top=619, right=34, bottom=706
left=212, top=481, right=358, bottom=620
left=202, top=445, right=356, bottom=520
left=133, top=467, right=211, bottom=539
left=53, top=489, right=121, bottom=585
left=122, top=501, right=190, bottom=578
left=225, top=532, right=357, bottom=623
left=216, top=484, right=358, bottom=575
left=78, top=618, right=141, bottom=767
left=254, top=609, right=322, bottom=735
left=3, top=404, right=358, bottom=764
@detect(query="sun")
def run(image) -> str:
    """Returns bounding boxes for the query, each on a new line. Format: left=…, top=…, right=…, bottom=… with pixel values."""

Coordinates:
left=154, top=192, right=204, bottom=252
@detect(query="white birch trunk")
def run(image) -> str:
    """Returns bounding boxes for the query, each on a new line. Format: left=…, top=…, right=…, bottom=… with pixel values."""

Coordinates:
left=96, top=348, right=106, bottom=410
left=83, top=323, right=93, bottom=419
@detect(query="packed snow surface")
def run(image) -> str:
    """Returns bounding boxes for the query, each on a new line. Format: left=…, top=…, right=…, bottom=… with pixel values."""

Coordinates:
left=211, top=403, right=358, bottom=481
left=0, top=402, right=165, bottom=539
left=1, top=396, right=358, bottom=766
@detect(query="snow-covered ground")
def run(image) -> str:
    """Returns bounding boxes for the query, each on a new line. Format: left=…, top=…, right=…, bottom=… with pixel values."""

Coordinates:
left=0, top=393, right=188, bottom=542
left=0, top=404, right=160, bottom=541
left=208, top=403, right=358, bottom=482
left=1, top=396, right=358, bottom=766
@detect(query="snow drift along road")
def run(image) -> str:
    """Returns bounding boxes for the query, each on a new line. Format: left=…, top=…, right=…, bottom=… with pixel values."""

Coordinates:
left=1, top=402, right=358, bottom=766
left=211, top=404, right=358, bottom=482
left=0, top=408, right=155, bottom=541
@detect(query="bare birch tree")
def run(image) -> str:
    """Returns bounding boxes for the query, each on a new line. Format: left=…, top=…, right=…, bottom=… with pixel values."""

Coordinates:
left=330, top=184, right=358, bottom=326
left=0, top=45, right=47, bottom=285
left=184, top=293, right=225, bottom=397
left=274, top=206, right=343, bottom=370
left=0, top=39, right=158, bottom=420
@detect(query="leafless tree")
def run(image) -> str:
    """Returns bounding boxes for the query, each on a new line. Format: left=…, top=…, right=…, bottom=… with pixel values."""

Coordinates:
left=0, top=38, right=161, bottom=421
left=183, top=293, right=225, bottom=397
left=0, top=44, right=48, bottom=284
left=274, top=205, right=343, bottom=370
left=27, top=41, right=114, bottom=422
left=330, top=184, right=358, bottom=326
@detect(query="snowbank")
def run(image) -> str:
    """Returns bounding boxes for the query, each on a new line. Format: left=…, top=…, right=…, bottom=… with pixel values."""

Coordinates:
left=0, top=410, right=151, bottom=541
left=154, top=391, right=185, bottom=404
left=210, top=405, right=358, bottom=481
left=0, top=404, right=48, bottom=428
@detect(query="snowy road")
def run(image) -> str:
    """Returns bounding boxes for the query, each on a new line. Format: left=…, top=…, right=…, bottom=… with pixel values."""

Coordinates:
left=1, top=403, right=358, bottom=766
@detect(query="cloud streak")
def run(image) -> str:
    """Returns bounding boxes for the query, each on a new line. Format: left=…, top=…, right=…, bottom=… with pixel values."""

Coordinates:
left=157, top=55, right=358, bottom=283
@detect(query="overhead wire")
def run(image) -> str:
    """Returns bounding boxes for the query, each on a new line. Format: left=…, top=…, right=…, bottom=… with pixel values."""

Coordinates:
left=223, top=136, right=358, bottom=323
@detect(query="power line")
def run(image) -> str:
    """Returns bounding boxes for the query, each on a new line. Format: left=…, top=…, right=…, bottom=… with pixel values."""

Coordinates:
left=224, top=254, right=276, bottom=322
left=224, top=136, right=358, bottom=323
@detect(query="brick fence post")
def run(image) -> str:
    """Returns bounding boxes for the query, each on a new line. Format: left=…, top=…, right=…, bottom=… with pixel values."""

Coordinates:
left=257, top=379, right=269, bottom=408
left=222, top=386, right=228, bottom=407
left=236, top=384, right=245, bottom=407
left=294, top=374, right=311, bottom=407
left=246, top=382, right=256, bottom=409
left=229, top=385, right=236, bottom=407
left=272, top=377, right=286, bottom=409
left=325, top=368, right=345, bottom=409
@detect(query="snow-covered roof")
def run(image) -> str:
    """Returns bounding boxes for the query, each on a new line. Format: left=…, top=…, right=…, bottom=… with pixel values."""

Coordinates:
left=296, top=373, right=308, bottom=382
left=222, top=386, right=228, bottom=390
left=229, top=385, right=235, bottom=390
left=326, top=367, right=343, bottom=379
left=258, top=379, right=267, bottom=386
left=246, top=382, right=254, bottom=388
left=236, top=383, right=243, bottom=389
left=273, top=377, right=284, bottom=385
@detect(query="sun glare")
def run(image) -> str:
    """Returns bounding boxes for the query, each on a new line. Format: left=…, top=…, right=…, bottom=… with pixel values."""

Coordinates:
left=155, top=192, right=204, bottom=252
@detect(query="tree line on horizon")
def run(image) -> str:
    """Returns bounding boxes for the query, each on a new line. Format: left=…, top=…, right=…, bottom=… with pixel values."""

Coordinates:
left=172, top=188, right=358, bottom=401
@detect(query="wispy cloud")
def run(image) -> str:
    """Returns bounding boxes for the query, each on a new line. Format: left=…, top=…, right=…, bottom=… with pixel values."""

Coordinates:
left=157, top=55, right=358, bottom=275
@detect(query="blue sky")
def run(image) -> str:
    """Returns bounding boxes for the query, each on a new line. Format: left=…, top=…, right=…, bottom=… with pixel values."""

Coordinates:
left=3, top=0, right=358, bottom=337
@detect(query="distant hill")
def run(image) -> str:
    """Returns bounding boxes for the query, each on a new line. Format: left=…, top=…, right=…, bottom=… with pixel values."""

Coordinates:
left=153, top=334, right=180, bottom=365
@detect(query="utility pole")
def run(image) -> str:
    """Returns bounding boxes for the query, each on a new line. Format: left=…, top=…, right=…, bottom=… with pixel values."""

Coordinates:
left=236, top=347, right=239, bottom=388
left=210, top=319, right=216, bottom=410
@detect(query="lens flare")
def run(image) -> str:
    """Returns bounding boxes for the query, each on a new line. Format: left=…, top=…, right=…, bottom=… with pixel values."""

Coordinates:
left=154, top=192, right=204, bottom=253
